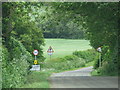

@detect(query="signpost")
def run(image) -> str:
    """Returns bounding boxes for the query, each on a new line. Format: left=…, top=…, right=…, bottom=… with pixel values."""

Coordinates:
left=30, top=49, right=40, bottom=71
left=47, top=46, right=54, bottom=60
left=33, top=49, right=38, bottom=60
left=97, top=47, right=102, bottom=67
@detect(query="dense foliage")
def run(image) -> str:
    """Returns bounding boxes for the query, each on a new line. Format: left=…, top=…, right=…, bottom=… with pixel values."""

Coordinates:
left=2, top=2, right=45, bottom=88
left=0, top=45, right=2, bottom=89
left=83, top=3, right=118, bottom=75
left=73, top=49, right=98, bottom=63
left=34, top=3, right=86, bottom=39
left=2, top=2, right=45, bottom=61
left=2, top=38, right=32, bottom=88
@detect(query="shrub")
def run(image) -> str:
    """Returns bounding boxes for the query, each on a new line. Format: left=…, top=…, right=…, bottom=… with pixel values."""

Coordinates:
left=44, top=55, right=85, bottom=72
left=73, top=49, right=98, bottom=63
left=64, top=55, right=78, bottom=61
left=98, top=48, right=118, bottom=76
left=97, top=61, right=118, bottom=76
left=2, top=37, right=32, bottom=88
left=93, top=58, right=99, bottom=69
left=0, top=64, right=1, bottom=89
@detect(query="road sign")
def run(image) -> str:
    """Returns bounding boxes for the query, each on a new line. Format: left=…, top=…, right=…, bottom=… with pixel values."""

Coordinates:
left=30, top=65, right=40, bottom=71
left=47, top=46, right=54, bottom=55
left=97, top=47, right=102, bottom=52
left=34, top=60, right=38, bottom=65
left=33, top=49, right=38, bottom=56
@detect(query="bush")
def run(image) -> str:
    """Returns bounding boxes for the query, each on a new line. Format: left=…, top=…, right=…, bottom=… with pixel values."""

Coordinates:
left=73, top=49, right=98, bottom=63
left=44, top=55, right=85, bottom=72
left=0, top=45, right=2, bottom=89
left=97, top=61, right=118, bottom=76
left=92, top=45, right=118, bottom=76
left=99, top=46, right=119, bottom=76
left=93, top=58, right=99, bottom=69
left=64, top=55, right=78, bottom=61
left=2, top=37, right=33, bottom=88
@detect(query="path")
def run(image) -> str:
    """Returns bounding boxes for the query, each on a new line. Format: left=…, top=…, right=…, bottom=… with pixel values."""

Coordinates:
left=49, top=66, right=118, bottom=88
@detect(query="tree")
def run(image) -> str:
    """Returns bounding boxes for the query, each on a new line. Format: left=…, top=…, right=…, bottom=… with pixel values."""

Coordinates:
left=34, top=3, right=86, bottom=39
left=2, top=2, right=45, bottom=87
left=2, top=2, right=45, bottom=61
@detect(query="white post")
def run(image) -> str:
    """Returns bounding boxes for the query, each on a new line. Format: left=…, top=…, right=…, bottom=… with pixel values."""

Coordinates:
left=35, top=55, right=36, bottom=60
left=97, top=47, right=102, bottom=67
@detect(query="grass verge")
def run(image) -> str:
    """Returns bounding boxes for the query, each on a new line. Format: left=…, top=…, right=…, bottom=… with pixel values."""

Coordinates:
left=91, top=70, right=100, bottom=76
left=21, top=71, right=51, bottom=88
left=85, top=60, right=94, bottom=67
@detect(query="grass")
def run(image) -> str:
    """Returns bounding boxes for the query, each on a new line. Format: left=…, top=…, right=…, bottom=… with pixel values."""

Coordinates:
left=43, top=38, right=92, bottom=60
left=85, top=60, right=95, bottom=67
left=91, top=70, right=101, bottom=76
left=55, top=62, right=94, bottom=73
left=49, top=60, right=95, bottom=73
left=91, top=68, right=118, bottom=76
left=21, top=71, right=51, bottom=88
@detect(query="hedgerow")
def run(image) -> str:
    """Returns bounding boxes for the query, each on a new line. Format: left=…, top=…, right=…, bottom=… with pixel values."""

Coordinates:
left=2, top=37, right=32, bottom=88
left=44, top=55, right=85, bottom=72
left=73, top=49, right=98, bottom=63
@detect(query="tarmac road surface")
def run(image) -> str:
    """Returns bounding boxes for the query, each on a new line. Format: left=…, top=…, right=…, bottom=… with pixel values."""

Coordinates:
left=49, top=66, right=118, bottom=88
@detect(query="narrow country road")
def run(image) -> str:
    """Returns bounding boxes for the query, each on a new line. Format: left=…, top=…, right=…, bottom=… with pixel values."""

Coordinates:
left=49, top=66, right=118, bottom=88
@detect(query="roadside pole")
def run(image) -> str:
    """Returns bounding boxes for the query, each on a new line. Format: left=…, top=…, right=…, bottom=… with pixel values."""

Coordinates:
left=35, top=55, right=37, bottom=60
left=97, top=47, right=102, bottom=67
left=50, top=55, right=51, bottom=60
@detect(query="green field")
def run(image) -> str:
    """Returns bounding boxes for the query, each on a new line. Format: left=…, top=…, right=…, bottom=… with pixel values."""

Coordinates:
left=43, top=39, right=92, bottom=60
